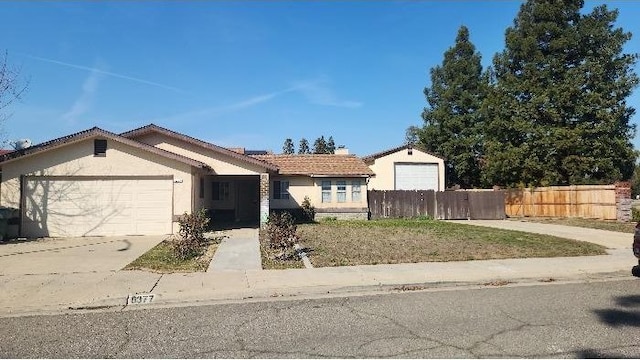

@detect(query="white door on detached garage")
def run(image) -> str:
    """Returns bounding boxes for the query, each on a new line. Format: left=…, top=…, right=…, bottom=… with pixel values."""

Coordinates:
left=394, top=163, right=439, bottom=191
left=22, top=176, right=173, bottom=238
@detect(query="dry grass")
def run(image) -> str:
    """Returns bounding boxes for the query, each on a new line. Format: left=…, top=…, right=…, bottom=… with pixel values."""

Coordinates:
left=509, top=217, right=636, bottom=234
left=259, top=230, right=305, bottom=270
left=124, top=235, right=222, bottom=273
left=297, top=219, right=606, bottom=268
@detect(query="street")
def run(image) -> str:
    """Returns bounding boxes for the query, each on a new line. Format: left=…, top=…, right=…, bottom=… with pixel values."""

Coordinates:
left=1, top=279, right=639, bottom=358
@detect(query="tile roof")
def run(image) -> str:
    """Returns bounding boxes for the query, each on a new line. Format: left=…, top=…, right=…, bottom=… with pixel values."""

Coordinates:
left=252, top=154, right=374, bottom=177
left=0, top=127, right=212, bottom=170
left=362, top=144, right=446, bottom=162
left=121, top=124, right=279, bottom=171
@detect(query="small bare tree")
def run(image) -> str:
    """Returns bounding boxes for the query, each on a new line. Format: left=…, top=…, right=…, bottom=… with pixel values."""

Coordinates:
left=0, top=51, right=28, bottom=125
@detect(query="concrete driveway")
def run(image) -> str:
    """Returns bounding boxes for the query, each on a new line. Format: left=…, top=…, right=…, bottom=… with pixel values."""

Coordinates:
left=448, top=219, right=632, bottom=250
left=0, top=236, right=165, bottom=275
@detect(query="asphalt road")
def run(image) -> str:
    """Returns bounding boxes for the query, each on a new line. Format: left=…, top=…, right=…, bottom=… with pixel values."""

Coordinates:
left=1, top=279, right=640, bottom=358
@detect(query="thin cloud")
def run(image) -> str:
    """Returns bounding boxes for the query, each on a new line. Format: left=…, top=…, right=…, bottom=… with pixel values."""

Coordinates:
left=151, top=78, right=360, bottom=125
left=293, top=78, right=363, bottom=108
left=155, top=85, right=303, bottom=123
left=25, top=54, right=184, bottom=92
left=62, top=67, right=103, bottom=124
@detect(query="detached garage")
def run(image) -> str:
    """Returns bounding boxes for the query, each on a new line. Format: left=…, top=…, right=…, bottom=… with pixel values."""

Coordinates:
left=364, top=144, right=446, bottom=192
left=394, top=163, right=440, bottom=191
left=0, top=128, right=210, bottom=238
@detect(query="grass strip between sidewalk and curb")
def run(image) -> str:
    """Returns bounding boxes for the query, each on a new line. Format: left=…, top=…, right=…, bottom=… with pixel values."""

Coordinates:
left=292, top=219, right=607, bottom=268
left=508, top=217, right=636, bottom=234
left=124, top=238, right=220, bottom=273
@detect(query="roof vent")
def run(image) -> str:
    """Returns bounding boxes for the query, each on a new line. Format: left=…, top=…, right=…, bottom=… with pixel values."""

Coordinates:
left=13, top=139, right=32, bottom=150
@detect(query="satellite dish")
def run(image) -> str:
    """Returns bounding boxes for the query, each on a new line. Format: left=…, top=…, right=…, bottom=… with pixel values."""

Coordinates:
left=13, top=139, right=32, bottom=150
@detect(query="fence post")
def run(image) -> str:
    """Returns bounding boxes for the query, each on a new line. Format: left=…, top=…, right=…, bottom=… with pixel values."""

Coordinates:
left=615, top=181, right=632, bottom=222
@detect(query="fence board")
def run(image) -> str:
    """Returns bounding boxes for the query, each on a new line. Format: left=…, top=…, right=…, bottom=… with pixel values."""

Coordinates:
left=469, top=191, right=506, bottom=220
left=505, top=185, right=618, bottom=220
left=436, top=191, right=470, bottom=220
left=368, top=190, right=435, bottom=219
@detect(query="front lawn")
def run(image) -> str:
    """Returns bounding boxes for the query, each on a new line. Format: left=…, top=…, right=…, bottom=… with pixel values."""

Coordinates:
left=124, top=236, right=221, bottom=273
left=296, top=219, right=606, bottom=268
left=508, top=217, right=636, bottom=234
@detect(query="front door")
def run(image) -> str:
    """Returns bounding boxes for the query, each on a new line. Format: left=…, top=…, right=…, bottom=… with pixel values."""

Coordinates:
left=236, top=180, right=259, bottom=224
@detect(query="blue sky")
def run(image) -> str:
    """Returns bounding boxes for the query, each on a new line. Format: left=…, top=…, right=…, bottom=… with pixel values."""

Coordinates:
left=2, top=1, right=639, bottom=157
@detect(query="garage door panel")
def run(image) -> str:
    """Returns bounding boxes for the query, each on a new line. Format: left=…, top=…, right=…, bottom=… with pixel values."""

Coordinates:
left=395, top=164, right=439, bottom=191
left=22, top=177, right=173, bottom=238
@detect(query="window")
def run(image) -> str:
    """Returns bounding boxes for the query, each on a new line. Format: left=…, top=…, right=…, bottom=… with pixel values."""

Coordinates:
left=337, top=181, right=347, bottom=203
left=352, top=180, right=362, bottom=202
left=94, top=139, right=107, bottom=156
left=212, top=181, right=230, bottom=201
left=273, top=180, right=290, bottom=200
left=199, top=178, right=204, bottom=198
left=321, top=180, right=332, bottom=203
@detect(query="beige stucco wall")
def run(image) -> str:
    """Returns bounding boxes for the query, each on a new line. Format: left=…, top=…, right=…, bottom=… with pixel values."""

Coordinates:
left=0, top=138, right=197, bottom=232
left=367, top=148, right=445, bottom=191
left=133, top=133, right=268, bottom=175
left=269, top=175, right=368, bottom=211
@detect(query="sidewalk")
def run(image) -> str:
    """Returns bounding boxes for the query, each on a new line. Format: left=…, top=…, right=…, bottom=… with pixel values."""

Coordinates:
left=0, top=221, right=637, bottom=317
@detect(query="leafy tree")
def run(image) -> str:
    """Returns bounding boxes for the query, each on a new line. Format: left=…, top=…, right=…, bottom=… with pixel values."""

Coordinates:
left=298, top=138, right=310, bottom=154
left=326, top=136, right=336, bottom=154
left=0, top=51, right=28, bottom=125
left=282, top=138, right=295, bottom=154
left=313, top=136, right=328, bottom=154
left=419, top=26, right=487, bottom=188
left=631, top=161, right=640, bottom=197
left=405, top=126, right=420, bottom=145
left=482, top=0, right=638, bottom=187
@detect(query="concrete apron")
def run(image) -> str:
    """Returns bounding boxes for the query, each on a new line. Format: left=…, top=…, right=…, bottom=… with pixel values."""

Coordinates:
left=0, top=235, right=165, bottom=275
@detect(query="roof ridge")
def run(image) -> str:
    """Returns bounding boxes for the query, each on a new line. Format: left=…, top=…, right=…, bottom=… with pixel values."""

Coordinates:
left=0, top=127, right=210, bottom=170
left=121, top=124, right=279, bottom=171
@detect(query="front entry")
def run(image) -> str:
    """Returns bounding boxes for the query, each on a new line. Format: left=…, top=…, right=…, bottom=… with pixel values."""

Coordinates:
left=208, top=175, right=260, bottom=229
left=236, top=180, right=260, bottom=224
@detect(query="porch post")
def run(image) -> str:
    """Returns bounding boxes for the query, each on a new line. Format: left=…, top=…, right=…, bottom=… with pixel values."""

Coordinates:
left=259, top=173, right=270, bottom=227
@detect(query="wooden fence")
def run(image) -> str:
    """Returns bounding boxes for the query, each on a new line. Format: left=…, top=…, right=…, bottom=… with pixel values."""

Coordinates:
left=368, top=190, right=506, bottom=220
left=504, top=185, right=621, bottom=220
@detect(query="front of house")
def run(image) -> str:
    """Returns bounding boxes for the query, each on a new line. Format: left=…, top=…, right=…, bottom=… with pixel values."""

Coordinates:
left=0, top=124, right=373, bottom=238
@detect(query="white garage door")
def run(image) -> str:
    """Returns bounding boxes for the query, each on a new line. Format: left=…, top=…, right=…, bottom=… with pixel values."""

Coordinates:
left=395, top=163, right=439, bottom=191
left=22, top=176, right=173, bottom=238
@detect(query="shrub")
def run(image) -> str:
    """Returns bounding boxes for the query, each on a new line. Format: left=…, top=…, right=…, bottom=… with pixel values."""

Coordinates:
left=633, top=207, right=640, bottom=222
left=173, top=208, right=211, bottom=260
left=264, top=211, right=299, bottom=260
left=301, top=196, right=316, bottom=222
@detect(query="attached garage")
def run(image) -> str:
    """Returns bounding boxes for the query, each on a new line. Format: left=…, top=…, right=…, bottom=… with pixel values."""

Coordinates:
left=22, top=176, right=174, bottom=238
left=394, top=163, right=439, bottom=191
left=0, top=127, right=212, bottom=238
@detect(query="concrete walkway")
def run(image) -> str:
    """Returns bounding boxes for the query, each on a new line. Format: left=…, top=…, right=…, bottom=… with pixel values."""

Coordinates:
left=207, top=228, right=261, bottom=272
left=0, top=221, right=637, bottom=317
left=448, top=219, right=631, bottom=249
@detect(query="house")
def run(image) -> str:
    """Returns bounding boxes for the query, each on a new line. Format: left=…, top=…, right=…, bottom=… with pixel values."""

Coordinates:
left=0, top=124, right=373, bottom=238
left=252, top=154, right=372, bottom=220
left=363, top=144, right=445, bottom=192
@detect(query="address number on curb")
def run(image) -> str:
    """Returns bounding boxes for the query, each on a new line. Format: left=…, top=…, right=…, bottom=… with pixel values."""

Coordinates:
left=127, top=293, right=155, bottom=305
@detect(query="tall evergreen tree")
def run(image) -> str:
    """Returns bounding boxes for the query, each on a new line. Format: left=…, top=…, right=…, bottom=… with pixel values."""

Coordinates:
left=483, top=0, right=638, bottom=187
left=298, top=138, right=310, bottom=154
left=313, top=136, right=328, bottom=154
left=282, top=138, right=295, bottom=154
left=419, top=26, right=487, bottom=188
left=326, top=136, right=336, bottom=154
